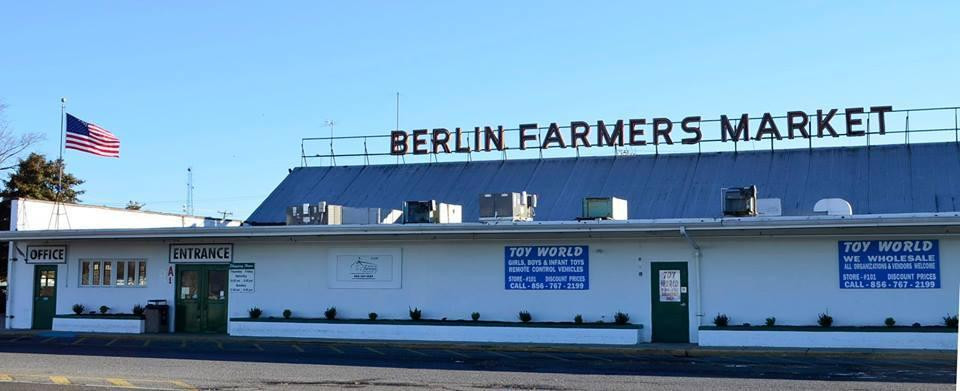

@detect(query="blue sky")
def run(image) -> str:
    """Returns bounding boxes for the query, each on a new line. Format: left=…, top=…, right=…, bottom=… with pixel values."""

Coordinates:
left=1, top=1, right=958, bottom=218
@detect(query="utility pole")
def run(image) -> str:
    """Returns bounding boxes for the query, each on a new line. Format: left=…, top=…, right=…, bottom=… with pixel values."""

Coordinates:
left=185, top=167, right=194, bottom=216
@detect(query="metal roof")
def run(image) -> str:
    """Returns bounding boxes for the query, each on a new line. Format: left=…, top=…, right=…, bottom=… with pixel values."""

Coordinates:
left=248, top=142, right=960, bottom=225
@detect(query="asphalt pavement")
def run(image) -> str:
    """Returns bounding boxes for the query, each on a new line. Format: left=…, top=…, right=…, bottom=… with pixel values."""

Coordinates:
left=0, top=331, right=954, bottom=390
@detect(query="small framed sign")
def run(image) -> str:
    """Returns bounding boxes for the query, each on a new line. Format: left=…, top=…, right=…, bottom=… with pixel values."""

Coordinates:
left=169, top=244, right=233, bottom=264
left=25, top=245, right=67, bottom=264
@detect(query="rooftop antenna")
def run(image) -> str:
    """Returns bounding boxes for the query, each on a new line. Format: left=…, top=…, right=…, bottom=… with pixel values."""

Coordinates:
left=185, top=167, right=194, bottom=215
left=217, top=210, right=232, bottom=220
left=323, top=120, right=336, bottom=166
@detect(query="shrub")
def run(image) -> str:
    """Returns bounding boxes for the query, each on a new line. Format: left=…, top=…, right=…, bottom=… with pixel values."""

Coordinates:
left=249, top=307, right=262, bottom=319
left=713, top=313, right=728, bottom=327
left=944, top=314, right=958, bottom=328
left=72, top=304, right=85, bottom=315
left=574, top=314, right=583, bottom=324
left=614, top=311, right=630, bottom=325
left=99, top=305, right=110, bottom=315
left=132, top=304, right=145, bottom=316
left=282, top=309, right=292, bottom=319
left=471, top=312, right=480, bottom=321
left=518, top=310, right=532, bottom=323
left=884, top=317, right=896, bottom=327
left=912, top=322, right=922, bottom=328
left=368, top=312, right=378, bottom=320
left=764, top=317, right=776, bottom=327
left=409, top=307, right=422, bottom=320
left=324, top=307, right=337, bottom=320
left=817, top=313, right=833, bottom=328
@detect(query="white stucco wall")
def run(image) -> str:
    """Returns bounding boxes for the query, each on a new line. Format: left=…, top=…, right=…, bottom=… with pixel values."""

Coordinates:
left=698, top=236, right=959, bottom=328
left=4, top=198, right=240, bottom=329
left=5, top=229, right=958, bottom=347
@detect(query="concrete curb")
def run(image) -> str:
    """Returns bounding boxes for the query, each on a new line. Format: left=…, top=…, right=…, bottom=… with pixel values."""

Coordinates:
left=1, top=329, right=955, bottom=360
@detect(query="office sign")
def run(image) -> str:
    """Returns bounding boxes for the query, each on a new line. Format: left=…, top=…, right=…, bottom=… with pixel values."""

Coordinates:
left=229, top=263, right=255, bottom=293
left=328, top=248, right=402, bottom=289
left=25, top=245, right=67, bottom=264
left=839, top=240, right=939, bottom=289
left=390, top=105, right=894, bottom=155
left=169, top=244, right=233, bottom=264
left=505, top=246, right=588, bottom=290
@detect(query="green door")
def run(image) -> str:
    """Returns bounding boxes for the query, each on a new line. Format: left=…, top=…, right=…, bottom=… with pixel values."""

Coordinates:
left=32, top=265, right=58, bottom=330
left=650, top=262, right=689, bottom=343
left=175, top=265, right=228, bottom=333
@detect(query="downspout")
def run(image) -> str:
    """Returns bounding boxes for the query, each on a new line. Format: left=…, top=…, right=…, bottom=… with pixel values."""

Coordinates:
left=679, top=226, right=703, bottom=329
left=5, top=241, right=14, bottom=329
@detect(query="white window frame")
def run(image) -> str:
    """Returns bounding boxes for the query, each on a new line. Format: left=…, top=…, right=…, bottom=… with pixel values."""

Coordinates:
left=79, top=259, right=148, bottom=288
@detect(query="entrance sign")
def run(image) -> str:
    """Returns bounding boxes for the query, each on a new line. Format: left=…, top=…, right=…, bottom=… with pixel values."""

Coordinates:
left=839, top=240, right=940, bottom=289
left=169, top=244, right=233, bottom=264
left=25, top=245, right=67, bottom=264
left=229, top=263, right=255, bottom=293
left=390, top=105, right=894, bottom=156
left=659, top=270, right=681, bottom=302
left=328, top=248, right=402, bottom=289
left=505, top=246, right=588, bottom=290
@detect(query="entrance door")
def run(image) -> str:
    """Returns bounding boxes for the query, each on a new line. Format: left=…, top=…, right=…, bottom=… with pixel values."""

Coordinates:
left=32, top=265, right=57, bottom=329
left=175, top=265, right=228, bottom=333
left=650, top=262, right=689, bottom=343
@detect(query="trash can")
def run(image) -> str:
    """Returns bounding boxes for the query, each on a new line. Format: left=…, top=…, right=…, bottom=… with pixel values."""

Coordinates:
left=144, top=299, right=169, bottom=334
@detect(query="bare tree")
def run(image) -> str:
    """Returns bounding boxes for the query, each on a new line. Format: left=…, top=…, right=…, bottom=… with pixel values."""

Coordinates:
left=0, top=102, right=44, bottom=171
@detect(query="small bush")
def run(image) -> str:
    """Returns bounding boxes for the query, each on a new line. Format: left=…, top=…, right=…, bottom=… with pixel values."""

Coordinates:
left=249, top=307, right=262, bottom=319
left=912, top=322, right=922, bottom=328
left=713, top=313, right=729, bottom=327
left=282, top=309, right=292, bottom=319
left=324, top=307, right=337, bottom=320
left=132, top=304, right=145, bottom=316
left=99, top=305, right=110, bottom=315
left=764, top=317, right=776, bottom=327
left=72, top=304, right=85, bottom=315
left=614, top=311, right=630, bottom=325
left=518, top=310, right=532, bottom=323
left=944, top=314, right=958, bottom=328
left=409, top=307, right=422, bottom=320
left=368, top=312, right=378, bottom=320
left=574, top=314, right=583, bottom=324
left=817, top=313, right=833, bottom=328
left=471, top=312, right=480, bottom=321
left=884, top=317, right=896, bottom=327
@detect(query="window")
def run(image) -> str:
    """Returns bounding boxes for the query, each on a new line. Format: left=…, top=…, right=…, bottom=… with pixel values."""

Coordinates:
left=80, top=260, right=147, bottom=287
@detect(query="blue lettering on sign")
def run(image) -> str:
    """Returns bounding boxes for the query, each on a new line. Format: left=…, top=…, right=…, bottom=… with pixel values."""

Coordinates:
left=505, top=246, right=589, bottom=290
left=838, top=240, right=939, bottom=289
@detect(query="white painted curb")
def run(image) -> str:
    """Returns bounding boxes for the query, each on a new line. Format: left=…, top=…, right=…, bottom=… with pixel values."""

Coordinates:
left=699, top=329, right=957, bottom=350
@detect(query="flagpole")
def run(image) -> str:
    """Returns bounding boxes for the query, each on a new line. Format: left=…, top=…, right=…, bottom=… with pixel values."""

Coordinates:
left=58, top=98, right=65, bottom=198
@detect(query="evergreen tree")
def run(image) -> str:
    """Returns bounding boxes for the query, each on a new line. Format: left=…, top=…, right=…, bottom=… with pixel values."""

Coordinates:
left=0, top=153, right=84, bottom=202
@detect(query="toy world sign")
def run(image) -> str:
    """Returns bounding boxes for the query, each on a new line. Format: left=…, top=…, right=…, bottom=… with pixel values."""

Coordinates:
left=505, top=246, right=588, bottom=290
left=839, top=240, right=939, bottom=289
left=390, top=105, right=894, bottom=155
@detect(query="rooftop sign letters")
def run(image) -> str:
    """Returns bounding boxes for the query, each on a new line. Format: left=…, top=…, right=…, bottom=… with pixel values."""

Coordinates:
left=389, top=105, right=894, bottom=156
left=169, top=244, right=233, bottom=264
left=25, top=245, right=67, bottom=264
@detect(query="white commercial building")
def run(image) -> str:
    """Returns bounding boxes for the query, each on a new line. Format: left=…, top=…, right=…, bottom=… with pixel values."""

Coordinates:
left=2, top=142, right=958, bottom=349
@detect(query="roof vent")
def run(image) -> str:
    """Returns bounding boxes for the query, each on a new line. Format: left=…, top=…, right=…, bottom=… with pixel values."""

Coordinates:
left=757, top=198, right=782, bottom=216
left=814, top=198, right=853, bottom=216
left=479, top=192, right=537, bottom=222
left=579, top=197, right=628, bottom=220
left=403, top=200, right=462, bottom=224
left=722, top=186, right=758, bottom=217
left=285, top=202, right=342, bottom=225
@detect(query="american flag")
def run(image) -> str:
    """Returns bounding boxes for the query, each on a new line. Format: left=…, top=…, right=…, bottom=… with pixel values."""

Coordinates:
left=65, top=113, right=120, bottom=158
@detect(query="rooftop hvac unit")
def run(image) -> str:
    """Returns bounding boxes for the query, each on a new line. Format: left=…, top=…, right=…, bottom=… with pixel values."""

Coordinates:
left=579, top=197, right=628, bottom=220
left=722, top=186, right=758, bottom=217
left=285, top=202, right=342, bottom=225
left=479, top=192, right=537, bottom=222
left=403, top=200, right=462, bottom=224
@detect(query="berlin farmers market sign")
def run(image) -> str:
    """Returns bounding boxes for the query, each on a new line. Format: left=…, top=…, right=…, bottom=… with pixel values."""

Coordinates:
left=390, top=105, right=894, bottom=155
